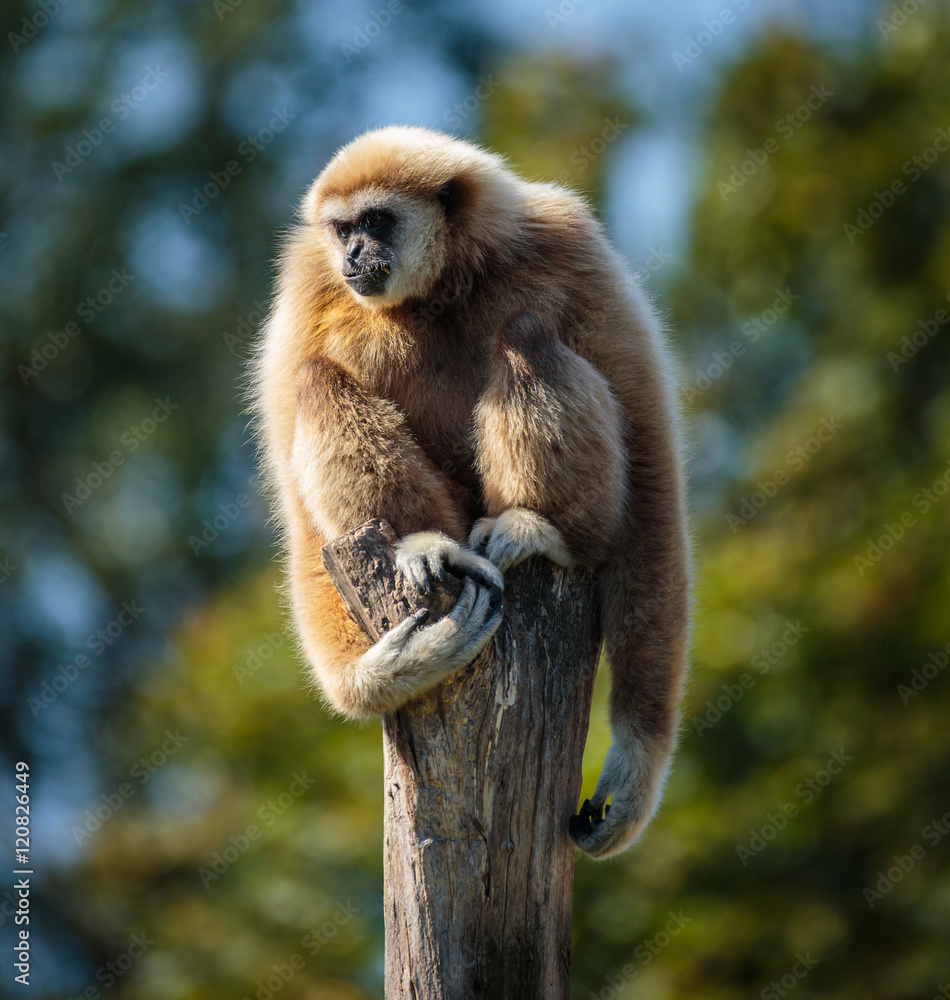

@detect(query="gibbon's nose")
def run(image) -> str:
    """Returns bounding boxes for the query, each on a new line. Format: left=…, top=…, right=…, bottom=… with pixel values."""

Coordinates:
left=345, top=238, right=363, bottom=265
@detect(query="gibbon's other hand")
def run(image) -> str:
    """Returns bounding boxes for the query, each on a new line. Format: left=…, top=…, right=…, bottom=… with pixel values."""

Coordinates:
left=364, top=576, right=503, bottom=684
left=569, top=793, right=634, bottom=859
left=469, top=508, right=575, bottom=574
left=568, top=738, right=657, bottom=859
left=395, top=530, right=504, bottom=596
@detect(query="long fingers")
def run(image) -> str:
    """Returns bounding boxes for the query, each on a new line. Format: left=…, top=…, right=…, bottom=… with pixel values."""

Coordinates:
left=468, top=517, right=495, bottom=556
left=374, top=606, right=431, bottom=658
left=398, top=552, right=433, bottom=593
left=447, top=546, right=504, bottom=592
left=410, top=578, right=503, bottom=668
left=447, top=579, right=503, bottom=662
left=395, top=531, right=454, bottom=593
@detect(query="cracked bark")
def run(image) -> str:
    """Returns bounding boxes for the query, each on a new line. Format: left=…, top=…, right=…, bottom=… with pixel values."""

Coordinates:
left=321, top=519, right=601, bottom=1000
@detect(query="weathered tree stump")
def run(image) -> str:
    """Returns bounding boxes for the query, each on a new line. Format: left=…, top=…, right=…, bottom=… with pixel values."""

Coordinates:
left=321, top=519, right=601, bottom=1000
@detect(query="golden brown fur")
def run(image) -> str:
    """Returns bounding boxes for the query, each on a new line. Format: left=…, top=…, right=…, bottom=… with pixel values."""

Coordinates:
left=252, top=126, right=690, bottom=857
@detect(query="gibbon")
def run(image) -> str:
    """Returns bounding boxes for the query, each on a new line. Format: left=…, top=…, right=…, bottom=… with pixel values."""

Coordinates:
left=252, top=126, right=690, bottom=859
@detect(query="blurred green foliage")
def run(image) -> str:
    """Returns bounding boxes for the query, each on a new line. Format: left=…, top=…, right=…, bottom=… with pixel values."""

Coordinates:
left=3, top=0, right=950, bottom=997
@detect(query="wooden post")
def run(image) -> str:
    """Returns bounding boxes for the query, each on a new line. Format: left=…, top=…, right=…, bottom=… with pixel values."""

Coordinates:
left=321, top=520, right=601, bottom=999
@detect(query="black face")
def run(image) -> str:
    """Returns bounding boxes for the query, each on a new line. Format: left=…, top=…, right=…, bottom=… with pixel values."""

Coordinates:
left=334, top=208, right=397, bottom=297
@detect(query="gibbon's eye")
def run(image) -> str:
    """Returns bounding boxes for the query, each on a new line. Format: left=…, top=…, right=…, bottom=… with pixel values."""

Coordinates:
left=361, top=210, right=389, bottom=230
left=335, top=222, right=352, bottom=239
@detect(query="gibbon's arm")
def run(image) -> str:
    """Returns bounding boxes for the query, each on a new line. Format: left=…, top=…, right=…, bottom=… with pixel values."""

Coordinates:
left=288, top=356, right=503, bottom=718
left=471, top=308, right=689, bottom=859
left=470, top=310, right=628, bottom=571
left=572, top=333, right=690, bottom=858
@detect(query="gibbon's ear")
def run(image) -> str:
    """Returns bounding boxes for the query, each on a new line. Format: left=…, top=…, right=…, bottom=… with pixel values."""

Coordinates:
left=436, top=175, right=475, bottom=223
left=436, top=180, right=455, bottom=212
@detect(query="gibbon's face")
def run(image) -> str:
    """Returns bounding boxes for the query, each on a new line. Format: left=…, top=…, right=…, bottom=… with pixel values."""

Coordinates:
left=317, top=188, right=449, bottom=309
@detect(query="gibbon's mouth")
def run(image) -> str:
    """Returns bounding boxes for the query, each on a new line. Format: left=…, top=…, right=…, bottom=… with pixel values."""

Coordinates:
left=343, top=265, right=391, bottom=297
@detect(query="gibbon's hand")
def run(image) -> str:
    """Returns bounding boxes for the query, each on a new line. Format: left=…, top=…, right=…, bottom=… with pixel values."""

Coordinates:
left=569, top=799, right=612, bottom=850
left=363, top=576, right=503, bottom=683
left=469, top=508, right=575, bottom=574
left=395, top=530, right=504, bottom=596
left=568, top=739, right=654, bottom=859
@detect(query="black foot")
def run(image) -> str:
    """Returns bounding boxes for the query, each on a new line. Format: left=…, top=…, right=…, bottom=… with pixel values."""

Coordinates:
left=569, top=799, right=611, bottom=839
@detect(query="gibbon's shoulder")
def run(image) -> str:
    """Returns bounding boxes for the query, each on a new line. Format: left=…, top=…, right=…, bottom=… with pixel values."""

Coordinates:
left=519, top=179, right=610, bottom=250
left=515, top=179, right=634, bottom=300
left=521, top=177, right=600, bottom=228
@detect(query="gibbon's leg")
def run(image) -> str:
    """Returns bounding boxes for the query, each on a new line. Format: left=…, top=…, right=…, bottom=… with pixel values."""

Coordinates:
left=289, top=357, right=503, bottom=718
left=470, top=311, right=628, bottom=571
left=471, top=311, right=689, bottom=859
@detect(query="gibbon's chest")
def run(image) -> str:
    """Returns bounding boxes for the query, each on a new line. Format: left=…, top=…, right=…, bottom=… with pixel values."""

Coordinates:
left=367, top=326, right=488, bottom=498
